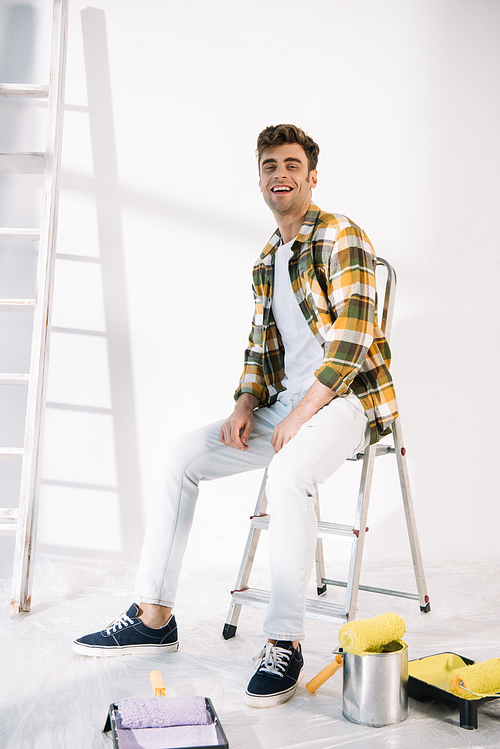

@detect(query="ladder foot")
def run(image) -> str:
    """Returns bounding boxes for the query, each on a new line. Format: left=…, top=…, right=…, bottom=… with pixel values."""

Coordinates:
left=420, top=602, right=431, bottom=613
left=317, top=584, right=327, bottom=597
left=222, top=623, right=237, bottom=640
left=10, top=598, right=30, bottom=614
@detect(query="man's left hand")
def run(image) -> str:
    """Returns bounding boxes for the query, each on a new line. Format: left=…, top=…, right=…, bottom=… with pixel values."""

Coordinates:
left=271, top=380, right=336, bottom=453
left=271, top=410, right=309, bottom=453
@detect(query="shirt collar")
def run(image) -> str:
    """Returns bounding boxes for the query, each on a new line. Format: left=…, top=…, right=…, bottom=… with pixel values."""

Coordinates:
left=260, top=203, right=321, bottom=259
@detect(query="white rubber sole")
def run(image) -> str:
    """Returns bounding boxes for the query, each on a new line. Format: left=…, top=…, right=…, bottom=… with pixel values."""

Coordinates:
left=72, top=640, right=179, bottom=657
left=245, top=667, right=304, bottom=708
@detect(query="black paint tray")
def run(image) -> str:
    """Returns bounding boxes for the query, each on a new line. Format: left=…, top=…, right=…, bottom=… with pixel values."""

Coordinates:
left=104, top=697, right=229, bottom=749
left=408, top=652, right=500, bottom=730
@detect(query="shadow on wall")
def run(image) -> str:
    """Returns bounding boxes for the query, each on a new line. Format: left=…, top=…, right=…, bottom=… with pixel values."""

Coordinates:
left=81, top=6, right=144, bottom=559
left=40, top=7, right=144, bottom=562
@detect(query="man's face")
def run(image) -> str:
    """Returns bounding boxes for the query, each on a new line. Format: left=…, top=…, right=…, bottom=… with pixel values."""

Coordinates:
left=259, top=143, right=317, bottom=219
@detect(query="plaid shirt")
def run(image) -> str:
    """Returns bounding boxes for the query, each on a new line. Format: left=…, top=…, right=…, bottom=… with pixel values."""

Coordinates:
left=234, top=203, right=398, bottom=444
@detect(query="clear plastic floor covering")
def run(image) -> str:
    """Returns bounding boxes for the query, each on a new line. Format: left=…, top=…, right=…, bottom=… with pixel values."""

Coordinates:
left=1, top=556, right=500, bottom=749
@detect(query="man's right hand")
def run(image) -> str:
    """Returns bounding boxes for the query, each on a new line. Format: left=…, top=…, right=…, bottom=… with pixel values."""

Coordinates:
left=219, top=393, right=258, bottom=451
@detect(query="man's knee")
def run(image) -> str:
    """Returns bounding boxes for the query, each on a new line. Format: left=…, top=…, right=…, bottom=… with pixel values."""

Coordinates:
left=266, top=453, right=317, bottom=503
left=153, top=432, right=207, bottom=488
left=155, top=435, right=189, bottom=470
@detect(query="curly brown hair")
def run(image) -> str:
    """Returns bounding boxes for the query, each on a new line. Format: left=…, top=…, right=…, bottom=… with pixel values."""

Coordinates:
left=256, top=124, right=320, bottom=173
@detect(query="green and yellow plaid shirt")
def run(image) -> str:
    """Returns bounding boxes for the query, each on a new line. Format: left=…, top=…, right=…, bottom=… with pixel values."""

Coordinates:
left=234, top=203, right=398, bottom=445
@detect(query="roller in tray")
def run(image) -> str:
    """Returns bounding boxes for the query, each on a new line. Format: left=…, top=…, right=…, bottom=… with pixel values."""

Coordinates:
left=408, top=652, right=500, bottom=730
left=104, top=697, right=229, bottom=749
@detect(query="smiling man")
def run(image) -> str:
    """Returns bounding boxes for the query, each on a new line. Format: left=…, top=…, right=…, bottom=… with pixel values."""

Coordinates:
left=73, top=124, right=398, bottom=710
left=260, top=142, right=318, bottom=229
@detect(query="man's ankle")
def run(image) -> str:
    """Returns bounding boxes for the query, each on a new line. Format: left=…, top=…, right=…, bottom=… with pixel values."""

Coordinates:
left=138, top=602, right=172, bottom=629
left=267, top=638, right=299, bottom=649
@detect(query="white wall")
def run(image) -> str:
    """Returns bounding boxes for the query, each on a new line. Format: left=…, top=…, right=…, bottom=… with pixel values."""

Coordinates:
left=1, top=0, right=499, bottom=577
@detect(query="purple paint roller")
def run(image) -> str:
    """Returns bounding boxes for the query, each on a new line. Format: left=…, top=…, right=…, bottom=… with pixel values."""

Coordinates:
left=118, top=695, right=210, bottom=729
left=117, top=672, right=211, bottom=729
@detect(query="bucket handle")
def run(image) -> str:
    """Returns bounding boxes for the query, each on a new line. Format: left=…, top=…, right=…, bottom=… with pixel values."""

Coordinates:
left=306, top=653, right=343, bottom=693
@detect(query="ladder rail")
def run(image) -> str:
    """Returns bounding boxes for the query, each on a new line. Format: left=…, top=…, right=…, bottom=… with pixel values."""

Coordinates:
left=10, top=0, right=69, bottom=613
left=342, top=443, right=377, bottom=619
left=392, top=416, right=430, bottom=610
left=314, top=497, right=326, bottom=595
left=375, top=257, right=397, bottom=340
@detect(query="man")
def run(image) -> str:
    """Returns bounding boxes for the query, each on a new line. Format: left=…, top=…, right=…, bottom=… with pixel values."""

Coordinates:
left=73, top=124, right=398, bottom=709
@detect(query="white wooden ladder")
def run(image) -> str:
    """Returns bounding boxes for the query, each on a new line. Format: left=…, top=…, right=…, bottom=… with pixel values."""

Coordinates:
left=0, top=0, right=68, bottom=613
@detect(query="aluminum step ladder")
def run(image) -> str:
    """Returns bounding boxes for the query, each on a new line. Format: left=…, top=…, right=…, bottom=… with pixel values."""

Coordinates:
left=0, top=0, right=69, bottom=613
left=223, top=257, right=430, bottom=639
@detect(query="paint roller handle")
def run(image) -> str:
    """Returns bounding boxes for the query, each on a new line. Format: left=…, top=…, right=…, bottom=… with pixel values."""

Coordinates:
left=306, top=654, right=343, bottom=693
left=150, top=670, right=166, bottom=697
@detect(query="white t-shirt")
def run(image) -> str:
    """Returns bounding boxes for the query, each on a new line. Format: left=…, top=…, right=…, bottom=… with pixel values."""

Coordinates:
left=272, top=237, right=324, bottom=398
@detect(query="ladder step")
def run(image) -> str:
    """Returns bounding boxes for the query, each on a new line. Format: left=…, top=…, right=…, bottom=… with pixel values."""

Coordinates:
left=0, top=299, right=36, bottom=310
left=0, top=508, right=19, bottom=534
left=0, top=228, right=40, bottom=241
left=0, top=153, right=45, bottom=174
left=0, top=509, right=18, bottom=520
left=231, top=587, right=347, bottom=623
left=0, top=374, right=29, bottom=384
left=347, top=444, right=395, bottom=461
left=0, top=84, right=49, bottom=98
left=0, top=448, right=24, bottom=461
left=251, top=514, right=363, bottom=539
left=0, top=525, right=17, bottom=535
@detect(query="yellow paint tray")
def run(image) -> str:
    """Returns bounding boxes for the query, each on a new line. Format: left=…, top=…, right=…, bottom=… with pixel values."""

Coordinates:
left=408, top=652, right=500, bottom=730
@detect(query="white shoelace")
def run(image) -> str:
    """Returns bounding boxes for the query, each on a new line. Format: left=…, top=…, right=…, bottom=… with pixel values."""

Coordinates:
left=105, top=611, right=134, bottom=635
left=253, top=643, right=291, bottom=677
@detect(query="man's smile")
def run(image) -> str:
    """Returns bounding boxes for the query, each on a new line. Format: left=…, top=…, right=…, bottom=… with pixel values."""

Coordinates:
left=271, top=185, right=293, bottom=193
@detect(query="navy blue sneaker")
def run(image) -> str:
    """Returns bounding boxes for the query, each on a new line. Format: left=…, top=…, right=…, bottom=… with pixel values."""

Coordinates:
left=245, top=641, right=304, bottom=707
left=72, top=603, right=179, bottom=657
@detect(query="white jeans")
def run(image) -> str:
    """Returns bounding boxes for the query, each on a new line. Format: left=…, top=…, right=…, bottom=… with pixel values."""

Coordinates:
left=135, top=392, right=369, bottom=641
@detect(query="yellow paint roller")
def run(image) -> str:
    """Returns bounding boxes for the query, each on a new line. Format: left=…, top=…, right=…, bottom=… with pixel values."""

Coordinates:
left=338, top=612, right=406, bottom=656
left=449, top=658, right=500, bottom=699
left=306, top=612, right=406, bottom=693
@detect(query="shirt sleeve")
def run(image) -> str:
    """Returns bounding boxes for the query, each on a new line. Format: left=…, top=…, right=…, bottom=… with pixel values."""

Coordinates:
left=314, top=226, right=377, bottom=395
left=233, top=283, right=270, bottom=406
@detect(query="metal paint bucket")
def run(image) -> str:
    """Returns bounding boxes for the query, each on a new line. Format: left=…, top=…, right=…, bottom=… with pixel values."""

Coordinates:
left=342, top=641, right=408, bottom=727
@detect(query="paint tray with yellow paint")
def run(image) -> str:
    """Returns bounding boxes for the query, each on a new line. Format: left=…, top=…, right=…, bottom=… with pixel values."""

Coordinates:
left=408, top=652, right=500, bottom=730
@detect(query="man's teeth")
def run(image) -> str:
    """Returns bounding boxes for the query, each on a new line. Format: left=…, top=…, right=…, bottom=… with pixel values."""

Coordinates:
left=272, top=186, right=291, bottom=192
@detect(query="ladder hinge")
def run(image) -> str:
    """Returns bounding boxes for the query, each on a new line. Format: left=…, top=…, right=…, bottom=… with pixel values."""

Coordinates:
left=353, top=527, right=369, bottom=537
